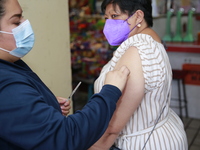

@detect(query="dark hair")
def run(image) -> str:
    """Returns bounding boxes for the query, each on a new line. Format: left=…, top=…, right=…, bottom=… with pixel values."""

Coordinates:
left=101, top=0, right=153, bottom=27
left=0, top=0, right=6, bottom=20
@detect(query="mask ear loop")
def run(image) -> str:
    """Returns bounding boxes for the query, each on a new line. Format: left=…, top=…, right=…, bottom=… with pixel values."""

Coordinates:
left=124, top=21, right=141, bottom=36
left=124, top=13, right=135, bottom=25
left=124, top=12, right=141, bottom=36
left=0, top=47, right=10, bottom=53
left=0, top=31, right=13, bottom=53
left=0, top=31, right=13, bottom=34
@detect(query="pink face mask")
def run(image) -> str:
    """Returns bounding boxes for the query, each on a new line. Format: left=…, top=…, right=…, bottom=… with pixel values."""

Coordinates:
left=103, top=13, right=139, bottom=46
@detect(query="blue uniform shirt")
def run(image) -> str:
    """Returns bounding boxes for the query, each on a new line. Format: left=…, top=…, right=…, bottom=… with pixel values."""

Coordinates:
left=0, top=59, right=121, bottom=150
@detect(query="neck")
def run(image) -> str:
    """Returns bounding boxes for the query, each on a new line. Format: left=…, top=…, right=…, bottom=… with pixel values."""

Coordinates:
left=129, top=24, right=149, bottom=37
left=0, top=51, right=19, bottom=63
left=138, top=26, right=149, bottom=34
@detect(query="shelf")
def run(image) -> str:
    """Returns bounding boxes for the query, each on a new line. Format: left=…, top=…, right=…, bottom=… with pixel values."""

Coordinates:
left=166, top=42, right=200, bottom=53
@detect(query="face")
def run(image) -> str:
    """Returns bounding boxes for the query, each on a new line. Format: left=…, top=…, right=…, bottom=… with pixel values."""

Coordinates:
left=104, top=4, right=139, bottom=36
left=0, top=0, right=24, bottom=52
left=104, top=3, right=146, bottom=38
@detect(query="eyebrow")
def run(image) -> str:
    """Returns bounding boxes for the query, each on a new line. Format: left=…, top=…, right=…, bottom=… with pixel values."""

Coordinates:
left=9, top=10, right=23, bottom=20
left=10, top=14, right=22, bottom=19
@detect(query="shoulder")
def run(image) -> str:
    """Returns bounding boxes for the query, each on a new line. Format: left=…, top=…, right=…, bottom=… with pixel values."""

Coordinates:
left=0, top=62, right=37, bottom=103
left=120, top=34, right=166, bottom=92
left=0, top=67, right=29, bottom=86
left=114, top=46, right=143, bottom=86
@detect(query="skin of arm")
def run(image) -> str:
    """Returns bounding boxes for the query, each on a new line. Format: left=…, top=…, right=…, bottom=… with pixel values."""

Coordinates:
left=89, top=46, right=145, bottom=149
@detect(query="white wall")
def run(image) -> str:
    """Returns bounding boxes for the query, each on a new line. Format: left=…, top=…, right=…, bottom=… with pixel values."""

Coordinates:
left=18, top=0, right=72, bottom=111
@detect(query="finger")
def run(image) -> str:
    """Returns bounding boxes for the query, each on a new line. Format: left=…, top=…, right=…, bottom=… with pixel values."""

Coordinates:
left=59, top=101, right=66, bottom=105
left=117, top=66, right=130, bottom=77
left=64, top=100, right=70, bottom=106
left=62, top=108, right=70, bottom=113
left=119, top=65, right=127, bottom=72
left=123, top=66, right=130, bottom=76
left=120, top=66, right=130, bottom=74
left=57, top=96, right=67, bottom=102
left=61, top=105, right=71, bottom=111
left=62, top=110, right=70, bottom=116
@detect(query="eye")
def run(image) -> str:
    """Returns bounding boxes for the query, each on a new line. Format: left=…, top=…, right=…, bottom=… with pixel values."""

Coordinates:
left=14, top=22, right=20, bottom=25
left=111, top=14, right=118, bottom=19
left=104, top=14, right=108, bottom=20
left=14, top=16, right=24, bottom=26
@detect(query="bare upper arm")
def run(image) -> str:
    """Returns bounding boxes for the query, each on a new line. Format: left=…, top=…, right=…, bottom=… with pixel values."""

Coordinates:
left=107, top=46, right=145, bottom=133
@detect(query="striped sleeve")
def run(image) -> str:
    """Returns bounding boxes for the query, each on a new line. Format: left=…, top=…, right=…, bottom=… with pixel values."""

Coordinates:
left=134, top=34, right=166, bottom=92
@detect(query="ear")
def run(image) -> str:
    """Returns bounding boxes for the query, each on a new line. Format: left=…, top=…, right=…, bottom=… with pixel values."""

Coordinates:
left=135, top=10, right=144, bottom=24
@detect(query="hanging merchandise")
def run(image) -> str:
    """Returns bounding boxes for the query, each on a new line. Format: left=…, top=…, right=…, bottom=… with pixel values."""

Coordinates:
left=70, top=16, right=113, bottom=79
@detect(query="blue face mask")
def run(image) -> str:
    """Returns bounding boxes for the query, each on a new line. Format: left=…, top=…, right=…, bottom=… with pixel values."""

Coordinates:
left=0, top=20, right=35, bottom=58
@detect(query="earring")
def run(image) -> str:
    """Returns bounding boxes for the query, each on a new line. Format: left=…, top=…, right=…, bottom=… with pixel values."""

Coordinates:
left=137, top=23, right=141, bottom=27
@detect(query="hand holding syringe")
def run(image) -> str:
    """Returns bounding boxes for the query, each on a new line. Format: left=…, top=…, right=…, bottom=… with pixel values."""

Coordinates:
left=58, top=81, right=81, bottom=116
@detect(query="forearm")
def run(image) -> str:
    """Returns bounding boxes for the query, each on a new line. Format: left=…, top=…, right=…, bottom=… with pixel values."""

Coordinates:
left=0, top=83, right=121, bottom=150
left=55, top=85, right=121, bottom=149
